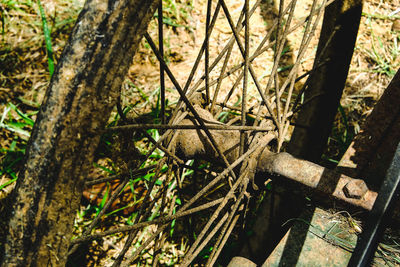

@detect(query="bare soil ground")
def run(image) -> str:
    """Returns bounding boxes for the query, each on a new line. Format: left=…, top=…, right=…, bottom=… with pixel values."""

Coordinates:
left=1, top=0, right=400, bottom=265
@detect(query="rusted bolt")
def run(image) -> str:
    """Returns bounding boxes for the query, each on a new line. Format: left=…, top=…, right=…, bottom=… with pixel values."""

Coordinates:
left=343, top=179, right=369, bottom=199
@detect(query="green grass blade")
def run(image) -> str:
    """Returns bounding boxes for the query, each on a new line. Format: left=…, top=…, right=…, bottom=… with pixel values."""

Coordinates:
left=37, top=0, right=54, bottom=76
left=8, top=103, right=35, bottom=126
left=93, top=162, right=116, bottom=175
left=0, top=115, right=31, bottom=139
left=0, top=177, right=18, bottom=190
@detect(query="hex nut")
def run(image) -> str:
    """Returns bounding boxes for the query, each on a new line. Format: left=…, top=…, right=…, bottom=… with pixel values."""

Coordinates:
left=343, top=179, right=369, bottom=199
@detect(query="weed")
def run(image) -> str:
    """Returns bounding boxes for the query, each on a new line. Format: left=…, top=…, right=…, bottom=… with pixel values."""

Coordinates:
left=95, top=184, right=110, bottom=216
left=362, top=11, right=400, bottom=21
left=362, top=16, right=399, bottom=77
left=0, top=103, right=34, bottom=138
left=322, top=104, right=354, bottom=166
left=37, top=0, right=54, bottom=76
left=0, top=103, right=36, bottom=188
left=158, top=0, right=193, bottom=29
left=93, top=162, right=116, bottom=175
left=196, top=245, right=213, bottom=260
left=0, top=0, right=84, bottom=103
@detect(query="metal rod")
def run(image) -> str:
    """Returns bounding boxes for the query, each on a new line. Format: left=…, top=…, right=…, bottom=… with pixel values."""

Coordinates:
left=70, top=197, right=225, bottom=245
left=168, top=2, right=221, bottom=124
left=112, top=159, right=168, bottom=266
left=259, top=152, right=378, bottom=211
left=181, top=166, right=248, bottom=267
left=219, top=0, right=279, bottom=128
left=84, top=165, right=156, bottom=186
left=210, top=32, right=234, bottom=113
left=69, top=115, right=183, bottom=255
left=205, top=0, right=212, bottom=105
left=240, top=0, right=249, bottom=157
left=107, top=123, right=273, bottom=132
left=158, top=0, right=166, bottom=124
left=145, top=32, right=238, bottom=180
left=188, top=0, right=262, bottom=96
left=195, top=0, right=335, bottom=97
left=279, top=0, right=327, bottom=149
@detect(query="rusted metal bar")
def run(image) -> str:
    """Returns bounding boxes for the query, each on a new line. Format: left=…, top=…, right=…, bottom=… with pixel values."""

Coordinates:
left=158, top=0, right=166, bottom=124
left=287, top=0, right=363, bottom=162
left=205, top=0, right=212, bottom=104
left=240, top=0, right=249, bottom=157
left=257, top=151, right=378, bottom=211
left=107, top=123, right=274, bottom=132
